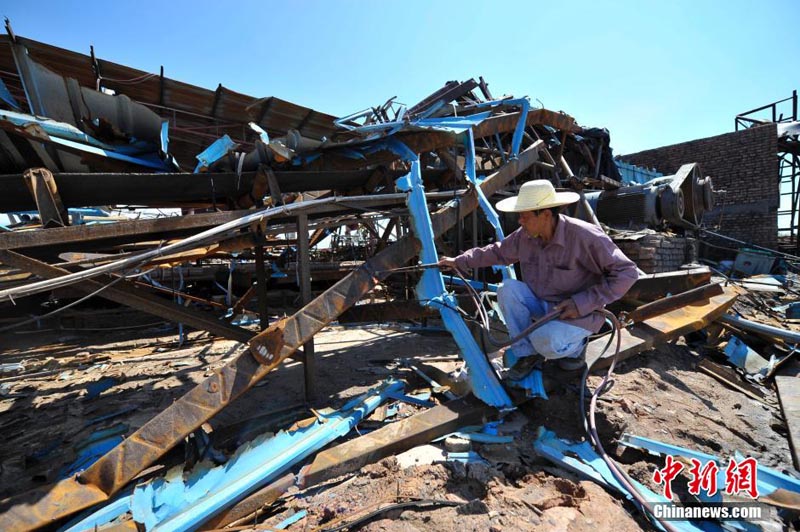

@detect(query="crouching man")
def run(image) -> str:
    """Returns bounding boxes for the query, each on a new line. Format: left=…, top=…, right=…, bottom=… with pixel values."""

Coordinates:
left=438, top=180, right=638, bottom=378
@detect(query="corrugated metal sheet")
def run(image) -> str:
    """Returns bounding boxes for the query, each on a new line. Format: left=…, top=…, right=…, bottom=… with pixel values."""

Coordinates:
left=0, top=34, right=341, bottom=168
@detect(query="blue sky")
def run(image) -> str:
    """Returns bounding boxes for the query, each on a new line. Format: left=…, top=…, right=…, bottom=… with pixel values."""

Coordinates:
left=2, top=0, right=798, bottom=155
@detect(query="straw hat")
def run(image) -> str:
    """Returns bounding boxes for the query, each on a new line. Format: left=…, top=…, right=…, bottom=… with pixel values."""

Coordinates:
left=495, top=180, right=579, bottom=213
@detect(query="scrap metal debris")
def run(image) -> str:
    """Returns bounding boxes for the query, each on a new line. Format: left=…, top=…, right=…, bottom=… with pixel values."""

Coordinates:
left=0, top=22, right=799, bottom=532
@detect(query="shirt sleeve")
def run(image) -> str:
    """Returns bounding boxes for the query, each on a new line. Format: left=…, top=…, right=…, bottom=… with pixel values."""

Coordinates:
left=453, top=228, right=522, bottom=271
left=571, top=233, right=639, bottom=317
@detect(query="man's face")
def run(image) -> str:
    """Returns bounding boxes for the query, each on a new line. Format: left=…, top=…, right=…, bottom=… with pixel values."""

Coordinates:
left=518, top=209, right=548, bottom=238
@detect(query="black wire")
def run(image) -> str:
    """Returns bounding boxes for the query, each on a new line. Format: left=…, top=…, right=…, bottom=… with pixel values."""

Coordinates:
left=318, top=499, right=462, bottom=532
left=700, top=228, right=800, bottom=263
left=391, top=263, right=562, bottom=350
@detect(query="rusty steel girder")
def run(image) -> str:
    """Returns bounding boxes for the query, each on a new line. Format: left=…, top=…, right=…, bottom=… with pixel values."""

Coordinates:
left=588, top=285, right=740, bottom=369
left=298, top=395, right=494, bottom=488
left=246, top=140, right=543, bottom=365
left=621, top=267, right=712, bottom=305
left=0, top=138, right=543, bottom=532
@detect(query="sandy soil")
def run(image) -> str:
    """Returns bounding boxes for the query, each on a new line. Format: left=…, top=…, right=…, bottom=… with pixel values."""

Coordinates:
left=0, top=295, right=796, bottom=530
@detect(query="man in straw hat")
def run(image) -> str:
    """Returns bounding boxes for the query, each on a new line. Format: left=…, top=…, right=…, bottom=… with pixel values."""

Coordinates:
left=438, top=179, right=638, bottom=378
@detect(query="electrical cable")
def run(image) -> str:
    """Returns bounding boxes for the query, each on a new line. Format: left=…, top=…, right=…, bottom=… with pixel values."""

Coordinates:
left=316, top=498, right=462, bottom=532
left=700, top=228, right=800, bottom=263
left=579, top=309, right=679, bottom=532
left=445, top=265, right=563, bottom=349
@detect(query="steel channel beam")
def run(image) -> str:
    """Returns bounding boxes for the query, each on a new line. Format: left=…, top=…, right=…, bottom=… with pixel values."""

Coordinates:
left=621, top=267, right=712, bottom=304
left=299, top=395, right=494, bottom=488
left=472, top=108, right=579, bottom=140
left=203, top=395, right=494, bottom=529
left=0, top=210, right=250, bottom=251
left=0, top=139, right=541, bottom=532
left=406, top=80, right=476, bottom=117
left=23, top=168, right=69, bottom=227
left=0, top=170, right=381, bottom=211
left=588, top=286, right=739, bottom=370
left=625, top=283, right=723, bottom=324
left=0, top=169, right=449, bottom=211
left=198, top=473, right=296, bottom=530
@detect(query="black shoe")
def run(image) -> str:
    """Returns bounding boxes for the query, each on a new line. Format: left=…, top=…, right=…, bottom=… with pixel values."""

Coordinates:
left=504, top=354, right=543, bottom=380
left=558, top=346, right=587, bottom=371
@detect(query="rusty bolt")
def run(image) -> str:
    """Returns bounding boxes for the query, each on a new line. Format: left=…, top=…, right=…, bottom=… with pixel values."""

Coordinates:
left=207, top=381, right=219, bottom=393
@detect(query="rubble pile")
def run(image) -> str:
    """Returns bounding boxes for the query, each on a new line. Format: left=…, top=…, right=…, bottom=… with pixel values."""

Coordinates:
left=0, top=21, right=799, bottom=532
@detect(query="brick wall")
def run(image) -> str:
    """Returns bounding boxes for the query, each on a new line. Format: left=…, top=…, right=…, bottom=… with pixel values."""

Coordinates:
left=614, top=234, right=698, bottom=273
left=619, top=124, right=779, bottom=254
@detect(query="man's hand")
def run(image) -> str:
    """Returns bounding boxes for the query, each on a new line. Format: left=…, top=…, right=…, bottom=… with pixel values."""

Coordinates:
left=554, top=298, right=579, bottom=319
left=437, top=257, right=457, bottom=270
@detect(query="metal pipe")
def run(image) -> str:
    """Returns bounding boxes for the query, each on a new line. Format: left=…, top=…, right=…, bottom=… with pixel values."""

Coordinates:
left=718, top=313, right=800, bottom=344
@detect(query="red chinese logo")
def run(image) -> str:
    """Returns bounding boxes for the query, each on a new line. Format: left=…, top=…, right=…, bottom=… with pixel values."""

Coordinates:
left=724, top=457, right=759, bottom=499
left=687, top=458, right=719, bottom=496
left=654, top=455, right=759, bottom=500
left=653, top=455, right=684, bottom=499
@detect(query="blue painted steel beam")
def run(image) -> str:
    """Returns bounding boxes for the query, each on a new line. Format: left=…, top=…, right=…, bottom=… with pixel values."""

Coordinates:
left=414, top=111, right=493, bottom=134
left=434, top=431, right=514, bottom=444
left=463, top=128, right=515, bottom=281
left=615, top=161, right=663, bottom=185
left=389, top=138, right=512, bottom=409
left=0, top=109, right=174, bottom=171
left=0, top=78, right=21, bottom=110
left=1, top=110, right=155, bottom=154
left=64, top=379, right=403, bottom=532
left=194, top=134, right=238, bottom=172
left=275, top=509, right=307, bottom=529
left=46, top=136, right=170, bottom=170
left=60, top=490, right=134, bottom=532
left=137, top=379, right=403, bottom=532
left=466, top=98, right=530, bottom=157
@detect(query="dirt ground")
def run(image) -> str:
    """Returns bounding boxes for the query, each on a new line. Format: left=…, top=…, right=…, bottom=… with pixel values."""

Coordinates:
left=0, top=293, right=796, bottom=531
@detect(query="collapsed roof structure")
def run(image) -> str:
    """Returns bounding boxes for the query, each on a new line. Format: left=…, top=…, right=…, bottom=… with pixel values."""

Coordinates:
left=1, top=20, right=799, bottom=532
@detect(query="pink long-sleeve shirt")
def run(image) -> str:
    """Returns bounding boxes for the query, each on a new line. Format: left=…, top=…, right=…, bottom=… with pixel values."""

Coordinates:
left=454, top=214, right=638, bottom=333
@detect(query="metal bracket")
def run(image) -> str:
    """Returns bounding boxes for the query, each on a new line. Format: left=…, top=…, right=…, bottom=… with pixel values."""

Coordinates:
left=23, top=167, right=69, bottom=227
